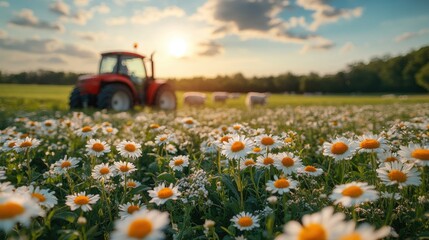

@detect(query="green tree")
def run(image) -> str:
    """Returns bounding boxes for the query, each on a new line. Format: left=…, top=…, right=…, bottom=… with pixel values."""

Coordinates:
left=416, top=63, right=429, bottom=91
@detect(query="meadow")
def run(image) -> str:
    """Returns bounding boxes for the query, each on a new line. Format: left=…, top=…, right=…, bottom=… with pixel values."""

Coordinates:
left=0, top=83, right=428, bottom=239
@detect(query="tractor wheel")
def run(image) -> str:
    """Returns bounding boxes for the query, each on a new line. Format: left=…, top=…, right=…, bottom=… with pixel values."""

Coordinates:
left=97, top=84, right=133, bottom=111
left=155, top=85, right=177, bottom=110
left=69, top=87, right=83, bottom=109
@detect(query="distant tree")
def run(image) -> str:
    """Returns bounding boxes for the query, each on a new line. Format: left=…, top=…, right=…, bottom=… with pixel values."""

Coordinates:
left=416, top=63, right=429, bottom=91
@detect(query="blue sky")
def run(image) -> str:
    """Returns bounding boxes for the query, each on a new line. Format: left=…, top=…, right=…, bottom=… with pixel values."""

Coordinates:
left=0, top=0, right=428, bottom=78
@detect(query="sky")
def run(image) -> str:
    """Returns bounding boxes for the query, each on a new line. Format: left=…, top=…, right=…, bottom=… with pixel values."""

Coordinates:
left=0, top=0, right=428, bottom=78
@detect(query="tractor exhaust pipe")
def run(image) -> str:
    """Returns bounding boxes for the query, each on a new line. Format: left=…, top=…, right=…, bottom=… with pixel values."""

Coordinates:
left=150, top=52, right=155, bottom=80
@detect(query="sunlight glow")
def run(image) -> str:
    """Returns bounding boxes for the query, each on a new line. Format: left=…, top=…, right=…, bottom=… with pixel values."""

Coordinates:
left=168, top=37, right=187, bottom=58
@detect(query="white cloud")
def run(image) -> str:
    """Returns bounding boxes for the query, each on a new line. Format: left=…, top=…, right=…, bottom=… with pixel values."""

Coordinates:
left=9, top=9, right=64, bottom=31
left=0, top=1, right=9, bottom=7
left=105, top=17, right=128, bottom=26
left=74, top=31, right=107, bottom=41
left=38, top=56, right=68, bottom=64
left=131, top=6, right=185, bottom=25
left=50, top=1, right=70, bottom=16
left=74, top=0, right=89, bottom=7
left=395, top=28, right=429, bottom=42
left=300, top=37, right=334, bottom=54
left=340, top=42, right=355, bottom=54
left=92, top=3, right=110, bottom=14
left=113, top=0, right=148, bottom=6
left=198, top=41, right=224, bottom=56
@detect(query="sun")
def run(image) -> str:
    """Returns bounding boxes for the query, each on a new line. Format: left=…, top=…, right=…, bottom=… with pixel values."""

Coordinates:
left=168, top=37, right=187, bottom=58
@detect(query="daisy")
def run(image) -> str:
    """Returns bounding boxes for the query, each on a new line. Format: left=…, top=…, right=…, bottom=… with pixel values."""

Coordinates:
left=275, top=207, right=347, bottom=240
left=230, top=211, right=260, bottom=231
left=181, top=117, right=199, bottom=128
left=0, top=192, right=45, bottom=232
left=92, top=163, right=115, bottom=181
left=376, top=151, right=400, bottom=164
left=357, top=134, right=389, bottom=153
left=329, top=182, right=379, bottom=207
left=398, top=143, right=429, bottom=166
left=148, top=183, right=181, bottom=206
left=249, top=146, right=266, bottom=155
left=338, top=222, right=390, bottom=240
left=118, top=202, right=146, bottom=219
left=376, top=162, right=421, bottom=188
left=122, top=179, right=141, bottom=189
left=168, top=155, right=190, bottom=171
left=256, top=154, right=276, bottom=168
left=254, top=134, right=282, bottom=150
left=2, top=140, right=17, bottom=152
left=42, top=119, right=57, bottom=131
left=229, top=123, right=245, bottom=133
left=14, top=137, right=41, bottom=153
left=75, top=125, right=98, bottom=138
left=27, top=186, right=58, bottom=210
left=274, top=152, right=303, bottom=175
left=114, top=161, right=137, bottom=176
left=66, top=192, right=100, bottom=212
left=149, top=123, right=165, bottom=132
left=52, top=155, right=80, bottom=174
left=0, top=182, right=15, bottom=193
left=102, top=126, right=118, bottom=135
left=166, top=144, right=177, bottom=154
left=154, top=133, right=173, bottom=146
left=240, top=158, right=257, bottom=170
left=266, top=175, right=298, bottom=195
left=221, top=135, right=254, bottom=160
left=0, top=169, right=5, bottom=180
left=85, top=139, right=111, bottom=157
left=111, top=209, right=169, bottom=240
left=116, top=140, right=142, bottom=159
left=297, top=165, right=324, bottom=177
left=322, top=137, right=358, bottom=161
left=213, top=134, right=232, bottom=148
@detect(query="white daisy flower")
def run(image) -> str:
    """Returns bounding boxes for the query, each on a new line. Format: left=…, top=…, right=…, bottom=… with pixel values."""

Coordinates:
left=357, top=134, right=389, bottom=153
left=240, top=158, right=257, bottom=170
left=111, top=209, right=169, bottom=240
left=322, top=137, right=358, bottom=161
left=256, top=154, right=276, bottom=168
left=248, top=146, right=266, bottom=155
left=297, top=165, right=324, bottom=177
left=52, top=155, right=80, bottom=174
left=42, top=119, right=57, bottom=131
left=114, top=161, right=137, bottom=176
left=266, top=175, right=298, bottom=195
left=213, top=134, right=232, bottom=148
left=376, top=162, right=421, bottom=188
left=148, top=183, right=181, bottom=206
left=2, top=140, right=17, bottom=152
left=66, top=192, right=100, bottom=212
left=254, top=134, right=282, bottom=150
left=221, top=135, right=254, bottom=160
left=338, top=222, right=390, bottom=240
left=0, top=192, right=45, bottom=232
left=75, top=125, right=98, bottom=138
left=329, top=182, right=379, bottom=207
left=376, top=151, right=401, bottom=164
left=28, top=186, right=58, bottom=210
left=168, top=155, right=190, bottom=171
left=181, top=117, right=199, bottom=128
left=85, top=139, right=111, bottom=157
left=0, top=169, right=6, bottom=180
left=122, top=179, right=141, bottom=189
left=92, top=163, right=115, bottom=181
left=102, top=126, right=118, bottom=135
left=230, top=211, right=260, bottom=231
left=118, top=202, right=146, bottom=219
left=0, top=182, right=15, bottom=193
left=116, top=141, right=142, bottom=160
left=154, top=133, right=173, bottom=146
left=14, top=137, right=41, bottom=153
left=398, top=143, right=429, bottom=166
left=274, top=152, right=303, bottom=175
left=275, top=206, right=347, bottom=240
left=166, top=144, right=177, bottom=154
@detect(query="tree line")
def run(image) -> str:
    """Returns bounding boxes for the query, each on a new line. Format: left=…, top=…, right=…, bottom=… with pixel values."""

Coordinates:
left=1, top=45, right=428, bottom=93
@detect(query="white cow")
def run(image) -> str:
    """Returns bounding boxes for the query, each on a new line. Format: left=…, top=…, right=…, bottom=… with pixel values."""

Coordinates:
left=212, top=92, right=229, bottom=103
left=184, top=92, right=206, bottom=106
left=245, top=92, right=268, bottom=108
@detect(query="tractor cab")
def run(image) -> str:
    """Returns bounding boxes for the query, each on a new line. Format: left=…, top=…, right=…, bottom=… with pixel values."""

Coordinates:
left=69, top=51, right=176, bottom=111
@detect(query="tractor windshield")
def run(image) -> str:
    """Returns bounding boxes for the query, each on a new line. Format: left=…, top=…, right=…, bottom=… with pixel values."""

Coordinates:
left=99, top=55, right=118, bottom=74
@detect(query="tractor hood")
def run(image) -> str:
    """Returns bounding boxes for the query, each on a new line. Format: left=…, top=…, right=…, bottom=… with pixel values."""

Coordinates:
left=78, top=74, right=98, bottom=81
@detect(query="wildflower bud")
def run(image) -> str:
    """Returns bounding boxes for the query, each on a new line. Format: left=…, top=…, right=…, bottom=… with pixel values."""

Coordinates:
left=267, top=196, right=278, bottom=205
left=204, top=219, right=215, bottom=229
left=77, top=216, right=87, bottom=225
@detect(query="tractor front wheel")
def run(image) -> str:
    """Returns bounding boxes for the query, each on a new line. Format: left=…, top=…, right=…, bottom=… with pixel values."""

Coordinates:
left=155, top=85, right=177, bottom=110
left=69, top=87, right=83, bottom=109
left=97, top=84, right=133, bottom=111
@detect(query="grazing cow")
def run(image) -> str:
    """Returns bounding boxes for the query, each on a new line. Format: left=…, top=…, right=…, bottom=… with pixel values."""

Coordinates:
left=184, top=92, right=206, bottom=106
left=245, top=92, right=268, bottom=108
left=212, top=92, right=229, bottom=103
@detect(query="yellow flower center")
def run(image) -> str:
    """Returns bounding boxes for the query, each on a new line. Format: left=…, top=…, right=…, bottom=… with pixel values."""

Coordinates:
left=160, top=137, right=167, bottom=141
left=120, top=165, right=130, bottom=172
left=0, top=202, right=25, bottom=219
left=221, top=126, right=228, bottom=132
left=340, top=233, right=362, bottom=240
left=158, top=188, right=174, bottom=199
left=359, top=139, right=380, bottom=149
left=92, top=143, right=104, bottom=152
left=281, top=157, right=294, bottom=167
left=127, top=181, right=137, bottom=188
left=20, top=141, right=32, bottom=148
left=127, top=205, right=140, bottom=214
left=45, top=122, right=52, bottom=127
left=150, top=123, right=160, bottom=129
left=263, top=157, right=274, bottom=165
left=106, top=127, right=113, bottom=133
left=128, top=219, right=153, bottom=238
left=174, top=159, right=184, bottom=166
left=274, top=178, right=290, bottom=188
left=99, top=167, right=110, bottom=175
left=284, top=137, right=293, bottom=143
left=261, top=137, right=274, bottom=146
left=331, top=142, right=348, bottom=154
left=244, top=159, right=255, bottom=166
left=233, top=125, right=241, bottom=130
left=124, top=143, right=136, bottom=152
left=341, top=186, right=364, bottom=198
left=74, top=196, right=90, bottom=205
left=385, top=157, right=397, bottom=162
left=185, top=119, right=194, bottom=124
left=231, top=141, right=245, bottom=152
left=61, top=161, right=72, bottom=168
left=32, top=192, right=46, bottom=202
left=220, top=136, right=231, bottom=143
left=298, top=223, right=327, bottom=240
left=237, top=216, right=253, bottom=227
left=253, top=147, right=261, bottom=152
left=304, top=166, right=317, bottom=172
left=388, top=170, right=407, bottom=183
left=82, top=126, right=92, bottom=132
left=411, top=149, right=429, bottom=160
left=8, top=142, right=16, bottom=148
left=20, top=134, right=29, bottom=139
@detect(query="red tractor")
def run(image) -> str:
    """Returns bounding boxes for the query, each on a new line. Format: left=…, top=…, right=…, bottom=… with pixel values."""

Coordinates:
left=69, top=51, right=177, bottom=111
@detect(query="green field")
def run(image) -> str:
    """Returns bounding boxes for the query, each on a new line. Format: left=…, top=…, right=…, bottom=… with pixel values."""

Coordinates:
left=1, top=83, right=428, bottom=111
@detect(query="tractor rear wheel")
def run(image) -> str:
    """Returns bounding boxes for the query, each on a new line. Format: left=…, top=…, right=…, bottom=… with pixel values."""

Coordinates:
left=155, top=85, right=177, bottom=110
left=69, top=87, right=83, bottom=109
left=97, top=84, right=133, bottom=111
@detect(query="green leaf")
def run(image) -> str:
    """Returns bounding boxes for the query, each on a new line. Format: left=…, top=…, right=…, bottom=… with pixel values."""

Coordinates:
left=221, top=174, right=239, bottom=201
left=157, top=172, right=176, bottom=183
left=53, top=211, right=78, bottom=223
